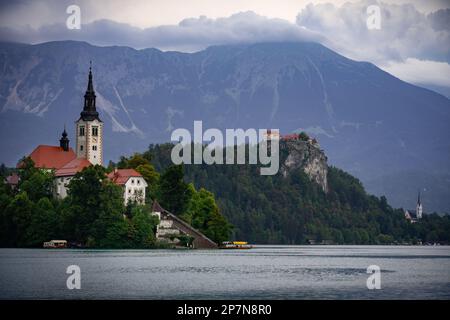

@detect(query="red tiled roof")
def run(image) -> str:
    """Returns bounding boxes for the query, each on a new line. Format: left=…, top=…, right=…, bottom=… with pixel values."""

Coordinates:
left=281, top=134, right=300, bottom=141
left=24, top=145, right=76, bottom=169
left=107, top=169, right=143, bottom=185
left=55, top=158, right=92, bottom=177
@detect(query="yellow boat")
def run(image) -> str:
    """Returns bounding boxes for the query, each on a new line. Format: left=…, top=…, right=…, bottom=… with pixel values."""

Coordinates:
left=220, top=241, right=253, bottom=249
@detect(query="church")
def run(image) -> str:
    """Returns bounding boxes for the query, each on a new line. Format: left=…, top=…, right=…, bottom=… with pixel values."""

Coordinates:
left=404, top=191, right=423, bottom=223
left=22, top=65, right=147, bottom=205
left=12, top=65, right=218, bottom=248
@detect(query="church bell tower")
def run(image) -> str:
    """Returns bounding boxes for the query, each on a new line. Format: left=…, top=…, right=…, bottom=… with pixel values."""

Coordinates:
left=76, top=62, right=103, bottom=165
left=416, top=190, right=423, bottom=219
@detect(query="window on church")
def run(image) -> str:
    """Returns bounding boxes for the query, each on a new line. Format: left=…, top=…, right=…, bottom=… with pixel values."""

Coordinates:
left=80, top=145, right=84, bottom=151
left=79, top=126, right=85, bottom=136
left=92, top=145, right=97, bottom=151
left=92, top=126, right=98, bottom=136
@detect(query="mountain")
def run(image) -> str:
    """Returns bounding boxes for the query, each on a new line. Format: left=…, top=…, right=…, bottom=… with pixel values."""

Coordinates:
left=0, top=41, right=449, bottom=212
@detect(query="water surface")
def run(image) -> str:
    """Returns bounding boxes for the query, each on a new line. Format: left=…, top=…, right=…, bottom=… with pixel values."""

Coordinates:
left=0, top=246, right=449, bottom=299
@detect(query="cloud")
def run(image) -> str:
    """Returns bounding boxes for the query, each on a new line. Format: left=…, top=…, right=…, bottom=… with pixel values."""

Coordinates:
left=0, top=11, right=324, bottom=52
left=381, top=58, right=450, bottom=87
left=296, top=1, right=450, bottom=64
left=294, top=1, right=450, bottom=93
left=0, top=1, right=449, bottom=91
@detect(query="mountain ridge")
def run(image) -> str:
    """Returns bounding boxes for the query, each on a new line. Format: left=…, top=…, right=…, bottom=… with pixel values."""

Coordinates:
left=0, top=40, right=449, bottom=212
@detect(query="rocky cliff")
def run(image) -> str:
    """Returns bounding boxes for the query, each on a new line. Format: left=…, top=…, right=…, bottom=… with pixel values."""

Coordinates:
left=280, top=138, right=328, bottom=193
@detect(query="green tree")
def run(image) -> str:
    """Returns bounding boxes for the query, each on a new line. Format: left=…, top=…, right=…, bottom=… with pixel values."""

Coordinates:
left=185, top=187, right=232, bottom=244
left=64, top=165, right=127, bottom=247
left=4, top=192, right=34, bottom=247
left=158, top=165, right=192, bottom=215
left=130, top=205, right=159, bottom=248
left=135, top=164, right=159, bottom=200
left=17, top=157, right=54, bottom=202
left=25, top=197, right=60, bottom=247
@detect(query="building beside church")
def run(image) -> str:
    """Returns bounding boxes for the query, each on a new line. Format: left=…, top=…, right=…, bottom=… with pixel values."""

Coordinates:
left=405, top=191, right=423, bottom=223
left=107, top=169, right=148, bottom=205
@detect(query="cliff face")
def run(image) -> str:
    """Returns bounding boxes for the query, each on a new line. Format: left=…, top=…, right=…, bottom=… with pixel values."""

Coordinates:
left=280, top=139, right=328, bottom=192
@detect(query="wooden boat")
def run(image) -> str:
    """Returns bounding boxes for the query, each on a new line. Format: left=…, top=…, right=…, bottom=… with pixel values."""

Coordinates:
left=43, top=240, right=68, bottom=248
left=219, top=241, right=253, bottom=249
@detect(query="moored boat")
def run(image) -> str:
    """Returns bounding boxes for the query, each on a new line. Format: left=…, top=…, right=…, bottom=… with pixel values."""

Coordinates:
left=220, top=241, right=253, bottom=249
left=43, top=240, right=68, bottom=248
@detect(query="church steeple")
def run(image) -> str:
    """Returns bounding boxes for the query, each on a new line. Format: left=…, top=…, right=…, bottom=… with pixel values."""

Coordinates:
left=416, top=189, right=423, bottom=219
left=80, top=61, right=101, bottom=122
left=75, top=61, right=104, bottom=166
left=59, top=125, right=70, bottom=151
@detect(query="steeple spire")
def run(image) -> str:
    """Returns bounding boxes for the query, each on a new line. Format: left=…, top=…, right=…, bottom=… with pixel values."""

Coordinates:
left=416, top=189, right=423, bottom=219
left=80, top=61, right=101, bottom=122
left=59, top=125, right=70, bottom=151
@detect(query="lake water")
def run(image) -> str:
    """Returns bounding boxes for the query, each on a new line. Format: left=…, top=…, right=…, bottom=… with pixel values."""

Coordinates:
left=0, top=246, right=449, bottom=299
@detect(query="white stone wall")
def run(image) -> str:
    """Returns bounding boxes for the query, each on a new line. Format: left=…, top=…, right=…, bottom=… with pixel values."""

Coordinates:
left=123, top=176, right=147, bottom=205
left=54, top=176, right=72, bottom=199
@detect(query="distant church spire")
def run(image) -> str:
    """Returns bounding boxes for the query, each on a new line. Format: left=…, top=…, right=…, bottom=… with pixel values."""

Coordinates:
left=59, top=125, right=70, bottom=151
left=80, top=61, right=101, bottom=122
left=416, top=189, right=423, bottom=219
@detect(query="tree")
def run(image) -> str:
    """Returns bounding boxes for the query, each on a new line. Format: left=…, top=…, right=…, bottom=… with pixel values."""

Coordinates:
left=4, top=192, right=34, bottom=247
left=25, top=197, right=60, bottom=247
left=118, top=153, right=150, bottom=170
left=158, top=165, right=192, bottom=215
left=135, top=164, right=159, bottom=200
left=17, top=157, right=55, bottom=202
left=130, top=205, right=159, bottom=248
left=298, top=132, right=309, bottom=141
left=185, top=187, right=232, bottom=244
left=64, top=165, right=127, bottom=247
left=0, top=163, right=8, bottom=178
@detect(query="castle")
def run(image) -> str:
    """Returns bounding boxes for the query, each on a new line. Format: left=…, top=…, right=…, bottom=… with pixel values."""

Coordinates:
left=21, top=65, right=147, bottom=205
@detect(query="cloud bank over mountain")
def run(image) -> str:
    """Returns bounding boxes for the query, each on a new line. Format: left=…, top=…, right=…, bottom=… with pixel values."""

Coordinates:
left=296, top=2, right=450, bottom=95
left=0, top=0, right=449, bottom=93
left=0, top=11, right=324, bottom=52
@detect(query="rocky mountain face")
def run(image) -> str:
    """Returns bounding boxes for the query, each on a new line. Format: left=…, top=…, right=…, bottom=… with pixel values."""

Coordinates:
left=0, top=41, right=449, bottom=212
left=281, top=139, right=328, bottom=192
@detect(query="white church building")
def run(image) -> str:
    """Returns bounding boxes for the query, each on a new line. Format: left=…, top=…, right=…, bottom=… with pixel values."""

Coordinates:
left=20, top=65, right=147, bottom=205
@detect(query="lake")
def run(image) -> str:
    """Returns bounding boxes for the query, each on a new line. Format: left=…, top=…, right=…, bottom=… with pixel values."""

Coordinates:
left=0, top=246, right=449, bottom=299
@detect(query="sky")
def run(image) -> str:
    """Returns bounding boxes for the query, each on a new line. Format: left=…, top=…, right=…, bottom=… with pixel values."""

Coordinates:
left=0, top=0, right=449, bottom=95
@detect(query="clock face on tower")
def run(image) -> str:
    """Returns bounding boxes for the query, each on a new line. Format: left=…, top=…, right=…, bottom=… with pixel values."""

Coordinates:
left=93, top=137, right=97, bottom=143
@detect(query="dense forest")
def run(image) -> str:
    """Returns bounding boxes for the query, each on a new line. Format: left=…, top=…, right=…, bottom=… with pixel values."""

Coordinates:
left=143, top=142, right=450, bottom=245
left=1, top=139, right=449, bottom=248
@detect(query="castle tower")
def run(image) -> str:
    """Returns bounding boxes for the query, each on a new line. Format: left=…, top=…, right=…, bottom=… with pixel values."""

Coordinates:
left=416, top=190, right=423, bottom=219
left=75, top=63, right=103, bottom=165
